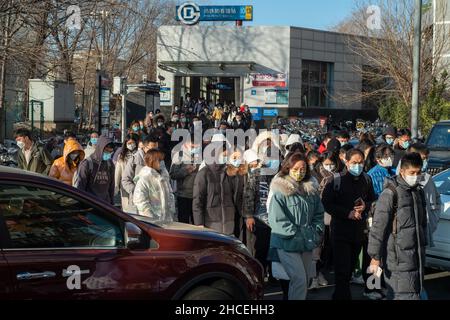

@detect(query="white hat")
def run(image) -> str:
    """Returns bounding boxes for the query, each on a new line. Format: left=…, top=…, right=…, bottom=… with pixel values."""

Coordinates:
left=244, top=149, right=259, bottom=164
left=285, top=134, right=303, bottom=147
left=280, top=134, right=289, bottom=146
left=211, top=133, right=227, bottom=142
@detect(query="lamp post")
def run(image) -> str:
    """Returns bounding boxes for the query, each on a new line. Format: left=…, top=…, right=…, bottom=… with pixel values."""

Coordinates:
left=411, top=0, right=422, bottom=139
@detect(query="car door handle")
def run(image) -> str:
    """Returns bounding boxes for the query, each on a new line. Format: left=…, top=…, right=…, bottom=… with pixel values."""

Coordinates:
left=16, top=271, right=56, bottom=281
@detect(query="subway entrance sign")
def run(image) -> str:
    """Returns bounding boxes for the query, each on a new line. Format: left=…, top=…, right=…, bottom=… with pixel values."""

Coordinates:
left=176, top=3, right=253, bottom=25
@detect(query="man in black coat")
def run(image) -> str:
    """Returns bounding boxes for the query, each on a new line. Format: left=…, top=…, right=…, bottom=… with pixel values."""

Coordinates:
left=322, top=148, right=376, bottom=300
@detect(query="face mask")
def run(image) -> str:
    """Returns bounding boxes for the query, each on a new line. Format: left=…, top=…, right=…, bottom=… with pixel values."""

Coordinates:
left=309, top=164, right=315, bottom=171
left=386, top=138, right=394, bottom=145
left=157, top=122, right=164, bottom=127
left=289, top=169, right=306, bottom=182
left=218, top=155, right=228, bottom=165
left=172, top=117, right=179, bottom=122
left=181, top=118, right=187, bottom=123
left=175, top=107, right=180, bottom=112
left=250, top=167, right=258, bottom=173
left=17, top=141, right=25, bottom=149
left=349, top=164, right=363, bottom=176
left=160, top=161, right=166, bottom=170
left=324, top=164, right=336, bottom=172
left=188, top=108, right=193, bottom=112
left=422, top=159, right=428, bottom=173
left=340, top=140, right=348, bottom=147
left=266, top=159, right=280, bottom=171
left=404, top=174, right=419, bottom=187
left=127, top=143, right=136, bottom=151
left=401, top=140, right=410, bottom=149
left=132, top=127, right=139, bottom=132
left=90, top=138, right=98, bottom=145
left=230, top=159, right=242, bottom=168
left=69, top=153, right=79, bottom=161
left=102, top=152, right=112, bottom=161
left=190, top=147, right=201, bottom=155
left=380, top=157, right=393, bottom=168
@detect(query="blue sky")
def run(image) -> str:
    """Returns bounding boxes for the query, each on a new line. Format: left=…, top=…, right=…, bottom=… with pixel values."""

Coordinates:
left=196, top=0, right=356, bottom=30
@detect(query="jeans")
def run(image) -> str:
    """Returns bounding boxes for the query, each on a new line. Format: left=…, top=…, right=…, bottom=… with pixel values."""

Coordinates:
left=277, top=249, right=312, bottom=300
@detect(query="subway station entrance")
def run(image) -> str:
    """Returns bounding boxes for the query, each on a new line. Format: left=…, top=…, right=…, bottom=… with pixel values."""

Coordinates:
left=176, top=76, right=241, bottom=107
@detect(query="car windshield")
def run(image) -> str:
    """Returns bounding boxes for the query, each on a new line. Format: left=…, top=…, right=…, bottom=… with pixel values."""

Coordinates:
left=432, top=170, right=450, bottom=196
left=427, top=125, right=450, bottom=149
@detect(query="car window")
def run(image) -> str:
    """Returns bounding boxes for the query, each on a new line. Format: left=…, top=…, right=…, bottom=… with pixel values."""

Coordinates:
left=427, top=126, right=450, bottom=149
left=432, top=170, right=450, bottom=196
left=0, top=184, right=124, bottom=249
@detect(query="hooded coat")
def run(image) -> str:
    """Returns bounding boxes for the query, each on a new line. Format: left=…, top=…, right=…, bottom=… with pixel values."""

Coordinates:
left=267, top=175, right=324, bottom=255
left=73, top=136, right=115, bottom=205
left=368, top=176, right=428, bottom=297
left=49, top=140, right=85, bottom=186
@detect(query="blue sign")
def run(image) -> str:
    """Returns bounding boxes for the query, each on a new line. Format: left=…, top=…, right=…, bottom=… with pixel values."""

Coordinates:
left=251, top=89, right=257, bottom=96
left=249, top=107, right=262, bottom=121
left=263, top=109, right=279, bottom=117
left=176, top=3, right=253, bottom=24
left=215, top=83, right=234, bottom=91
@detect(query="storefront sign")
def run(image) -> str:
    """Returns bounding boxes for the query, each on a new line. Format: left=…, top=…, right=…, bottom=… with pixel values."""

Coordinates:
left=251, top=73, right=287, bottom=87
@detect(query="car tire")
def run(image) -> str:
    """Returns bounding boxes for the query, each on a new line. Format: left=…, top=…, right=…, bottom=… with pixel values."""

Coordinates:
left=211, top=279, right=245, bottom=300
left=182, top=285, right=233, bottom=300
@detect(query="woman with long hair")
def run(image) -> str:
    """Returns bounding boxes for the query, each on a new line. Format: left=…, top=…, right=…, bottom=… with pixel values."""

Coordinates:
left=114, top=133, right=139, bottom=211
left=267, top=152, right=324, bottom=300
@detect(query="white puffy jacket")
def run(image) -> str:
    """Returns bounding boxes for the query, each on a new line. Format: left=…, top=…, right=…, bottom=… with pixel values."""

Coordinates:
left=133, top=166, right=176, bottom=223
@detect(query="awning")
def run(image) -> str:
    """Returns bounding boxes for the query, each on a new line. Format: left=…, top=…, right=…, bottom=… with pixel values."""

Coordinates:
left=158, top=60, right=278, bottom=76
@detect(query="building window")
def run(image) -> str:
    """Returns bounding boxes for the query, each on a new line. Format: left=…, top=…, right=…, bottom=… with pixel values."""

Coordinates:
left=301, top=60, right=334, bottom=107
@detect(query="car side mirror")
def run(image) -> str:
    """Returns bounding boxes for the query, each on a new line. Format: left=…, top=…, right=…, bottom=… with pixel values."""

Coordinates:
left=125, top=222, right=146, bottom=250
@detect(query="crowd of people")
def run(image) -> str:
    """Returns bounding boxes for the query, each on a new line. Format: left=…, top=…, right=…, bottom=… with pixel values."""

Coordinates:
left=11, top=94, right=442, bottom=301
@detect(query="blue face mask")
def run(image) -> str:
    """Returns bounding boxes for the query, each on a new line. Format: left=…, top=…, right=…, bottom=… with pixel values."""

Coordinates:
left=230, top=159, right=242, bottom=168
left=422, top=159, right=428, bottom=173
left=132, top=126, right=140, bottom=132
left=401, top=140, right=410, bottom=149
left=218, top=155, right=228, bottom=165
left=266, top=159, right=280, bottom=171
left=90, top=138, right=98, bottom=145
left=102, top=152, right=112, bottom=161
left=385, top=138, right=394, bottom=145
left=349, top=164, right=363, bottom=176
left=190, top=147, right=201, bottom=155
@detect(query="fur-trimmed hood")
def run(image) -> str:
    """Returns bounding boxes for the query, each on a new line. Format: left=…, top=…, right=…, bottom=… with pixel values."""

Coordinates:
left=270, top=174, right=320, bottom=197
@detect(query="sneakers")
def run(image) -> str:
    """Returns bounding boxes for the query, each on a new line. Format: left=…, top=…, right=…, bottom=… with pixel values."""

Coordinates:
left=308, top=277, right=320, bottom=290
left=363, top=291, right=384, bottom=300
left=350, top=274, right=365, bottom=285
left=317, top=272, right=329, bottom=286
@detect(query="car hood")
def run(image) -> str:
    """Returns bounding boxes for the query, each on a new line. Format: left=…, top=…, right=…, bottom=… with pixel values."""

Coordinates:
left=429, top=150, right=450, bottom=165
left=440, top=194, right=450, bottom=220
left=131, top=216, right=239, bottom=244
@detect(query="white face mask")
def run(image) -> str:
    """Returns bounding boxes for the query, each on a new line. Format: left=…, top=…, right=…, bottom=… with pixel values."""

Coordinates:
left=127, top=143, right=136, bottom=151
left=16, top=141, right=25, bottom=149
left=324, top=164, right=336, bottom=172
left=380, top=157, right=393, bottom=168
left=404, top=174, right=420, bottom=187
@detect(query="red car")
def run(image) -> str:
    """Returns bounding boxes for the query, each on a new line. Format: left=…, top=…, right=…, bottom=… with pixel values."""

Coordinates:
left=0, top=166, right=264, bottom=300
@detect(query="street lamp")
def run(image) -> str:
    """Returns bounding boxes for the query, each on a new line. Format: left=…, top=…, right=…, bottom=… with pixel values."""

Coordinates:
left=411, top=0, right=422, bottom=139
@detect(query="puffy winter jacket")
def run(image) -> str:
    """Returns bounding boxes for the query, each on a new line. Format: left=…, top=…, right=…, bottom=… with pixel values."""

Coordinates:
left=133, top=166, right=176, bottom=223
left=49, top=140, right=85, bottom=186
left=368, top=176, right=428, bottom=273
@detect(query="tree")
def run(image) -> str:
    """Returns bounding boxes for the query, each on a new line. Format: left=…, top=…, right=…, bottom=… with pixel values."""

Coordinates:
left=331, top=0, right=450, bottom=133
